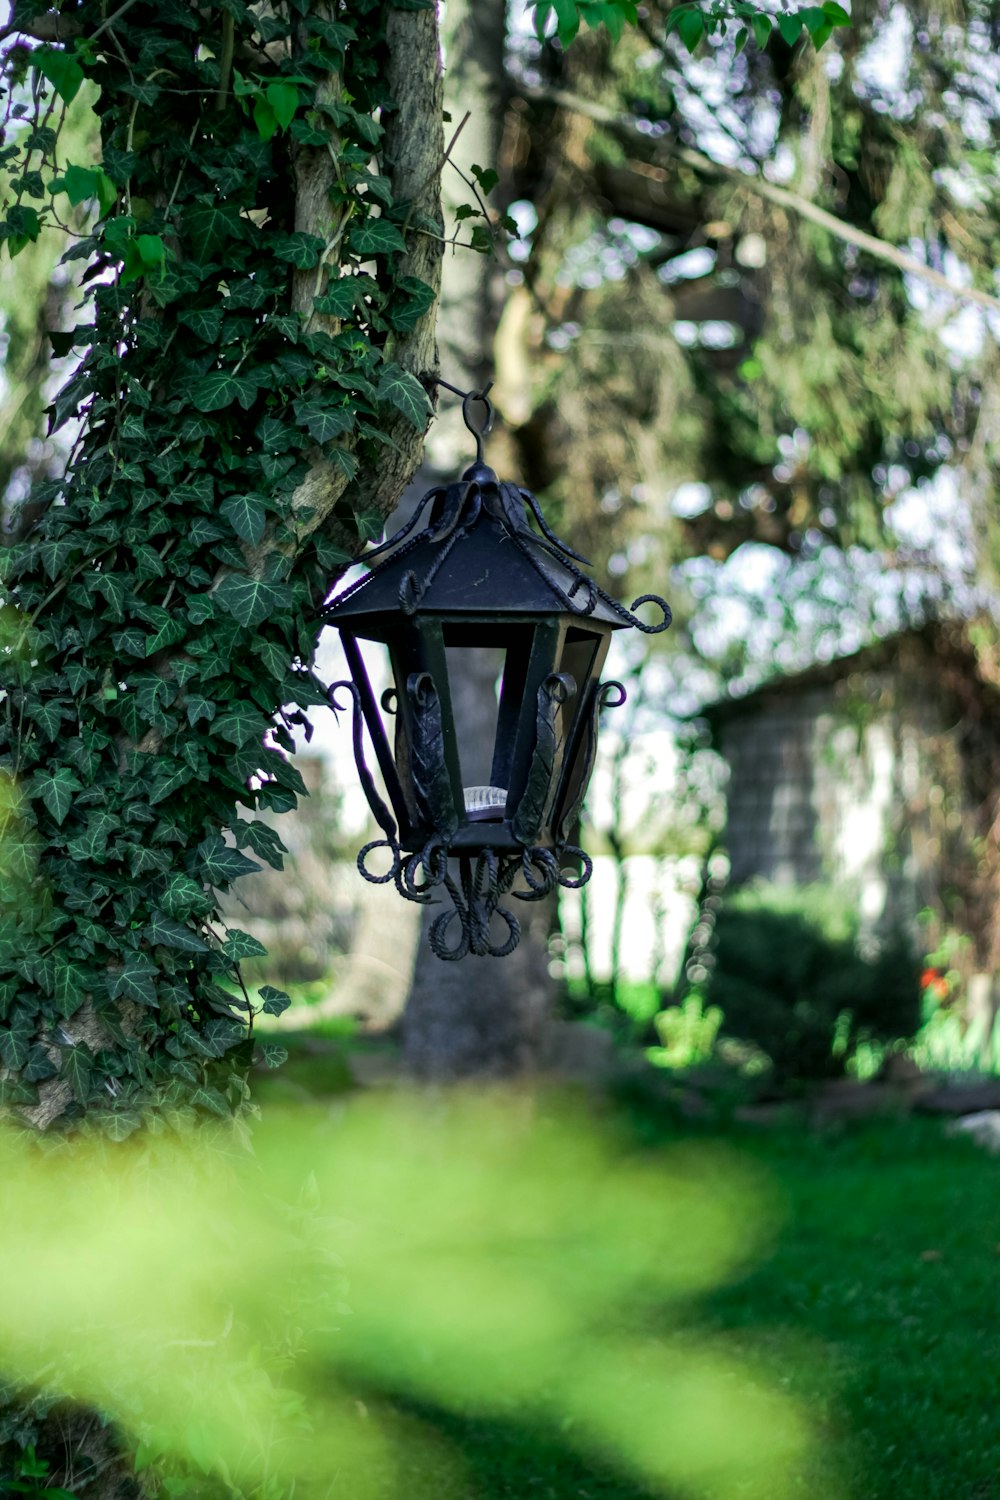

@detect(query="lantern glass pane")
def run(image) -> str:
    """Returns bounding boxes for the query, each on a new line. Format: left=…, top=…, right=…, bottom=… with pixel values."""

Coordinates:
left=442, top=623, right=536, bottom=824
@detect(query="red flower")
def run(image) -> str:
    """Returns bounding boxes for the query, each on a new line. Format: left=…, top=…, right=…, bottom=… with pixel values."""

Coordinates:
left=921, top=967, right=949, bottom=1001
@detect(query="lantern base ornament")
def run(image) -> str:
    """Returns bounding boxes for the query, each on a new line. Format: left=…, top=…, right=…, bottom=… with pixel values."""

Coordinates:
left=322, top=382, right=670, bottom=961
left=329, top=674, right=614, bottom=960
left=360, top=835, right=593, bottom=962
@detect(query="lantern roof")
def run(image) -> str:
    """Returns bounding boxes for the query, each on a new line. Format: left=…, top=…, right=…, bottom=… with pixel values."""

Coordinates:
left=324, top=462, right=670, bottom=638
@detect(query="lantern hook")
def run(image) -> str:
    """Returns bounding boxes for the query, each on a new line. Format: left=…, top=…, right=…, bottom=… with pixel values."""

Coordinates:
left=434, top=376, right=495, bottom=464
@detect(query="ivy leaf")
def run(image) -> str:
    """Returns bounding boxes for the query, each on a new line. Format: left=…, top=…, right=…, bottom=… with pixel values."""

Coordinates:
left=329, top=448, right=360, bottom=484
left=117, top=953, right=159, bottom=1007
left=190, top=370, right=261, bottom=412
left=777, top=12, right=803, bottom=44
left=161, top=873, right=211, bottom=921
left=129, top=844, right=172, bottom=876
left=169, top=1058, right=202, bottom=1086
left=194, top=835, right=262, bottom=886
left=185, top=695, right=216, bottom=728
left=253, top=95, right=279, bottom=142
left=34, top=46, right=84, bottom=103
left=254, top=638, right=290, bottom=680
left=94, top=573, right=128, bottom=618
left=388, top=275, right=437, bottom=332
left=0, top=1022, right=32, bottom=1071
left=221, top=493, right=267, bottom=545
left=119, top=233, right=167, bottom=285
left=377, top=364, right=433, bottom=428
left=53, top=958, right=88, bottom=1018
left=202, top=1018, right=246, bottom=1057
left=23, top=1043, right=58, bottom=1083
left=101, top=1110, right=142, bottom=1142
left=147, top=761, right=191, bottom=805
left=145, top=612, right=187, bottom=655
left=37, top=539, right=75, bottom=583
left=236, top=820, right=286, bottom=870
left=292, top=399, right=354, bottom=445
left=31, top=766, right=82, bottom=825
left=676, top=8, right=704, bottom=51
left=191, top=1085, right=231, bottom=1117
left=313, top=279, right=359, bottom=318
left=26, top=697, right=70, bottom=741
left=213, top=708, right=265, bottom=747
left=256, top=415, right=297, bottom=450
left=222, top=928, right=268, bottom=960
left=59, top=1043, right=93, bottom=1102
left=145, top=911, right=209, bottom=953
left=272, top=232, right=326, bottom=268
left=66, top=810, right=117, bottom=862
left=553, top=0, right=581, bottom=45
left=267, top=81, right=299, bottom=128
left=266, top=312, right=300, bottom=339
left=309, top=16, right=356, bottom=47
left=750, top=12, right=773, bottom=46
left=189, top=516, right=227, bottom=546
left=259, top=984, right=291, bottom=1017
left=257, top=1041, right=288, bottom=1069
left=184, top=202, right=244, bottom=261
left=58, top=163, right=116, bottom=215
left=178, top=307, right=224, bottom=342
left=213, top=574, right=293, bottom=628
left=1, top=829, right=40, bottom=886
left=354, top=510, right=384, bottom=543
left=348, top=219, right=407, bottom=256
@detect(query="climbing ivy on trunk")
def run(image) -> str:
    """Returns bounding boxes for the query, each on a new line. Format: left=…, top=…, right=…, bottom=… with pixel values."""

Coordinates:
left=0, top=0, right=443, bottom=1134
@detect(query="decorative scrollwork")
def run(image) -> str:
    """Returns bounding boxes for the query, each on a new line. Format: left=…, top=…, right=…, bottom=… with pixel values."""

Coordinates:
left=557, top=679, right=627, bottom=845
left=353, top=823, right=595, bottom=961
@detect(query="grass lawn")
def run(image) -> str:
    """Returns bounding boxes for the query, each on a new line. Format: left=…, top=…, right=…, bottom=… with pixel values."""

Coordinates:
left=692, top=1115, right=1000, bottom=1500
left=258, top=1046, right=1000, bottom=1499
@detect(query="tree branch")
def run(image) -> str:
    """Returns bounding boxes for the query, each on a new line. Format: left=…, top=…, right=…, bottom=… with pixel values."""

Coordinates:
left=521, top=83, right=1000, bottom=320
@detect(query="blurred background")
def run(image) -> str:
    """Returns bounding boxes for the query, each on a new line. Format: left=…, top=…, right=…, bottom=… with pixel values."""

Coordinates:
left=6, top=0, right=1000, bottom=1089
left=5, top=5, right=1000, bottom=1496
left=5, top=0, right=1000, bottom=1088
left=226, top=0, right=998, bottom=1091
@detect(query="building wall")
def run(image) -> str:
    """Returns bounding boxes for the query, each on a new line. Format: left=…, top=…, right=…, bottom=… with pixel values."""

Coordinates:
left=718, top=670, right=952, bottom=935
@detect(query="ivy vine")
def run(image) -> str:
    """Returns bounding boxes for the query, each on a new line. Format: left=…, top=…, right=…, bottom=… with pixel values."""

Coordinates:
left=0, top=0, right=441, bottom=1137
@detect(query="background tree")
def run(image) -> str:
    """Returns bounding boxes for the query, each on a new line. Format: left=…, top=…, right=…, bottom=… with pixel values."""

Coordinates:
left=399, top=0, right=564, bottom=1081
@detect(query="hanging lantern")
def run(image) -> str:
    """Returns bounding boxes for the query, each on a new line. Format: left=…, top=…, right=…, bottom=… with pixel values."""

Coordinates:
left=323, top=387, right=671, bottom=960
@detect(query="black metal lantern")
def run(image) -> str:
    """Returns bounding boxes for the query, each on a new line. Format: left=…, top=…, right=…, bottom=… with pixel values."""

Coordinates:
left=323, top=388, right=671, bottom=960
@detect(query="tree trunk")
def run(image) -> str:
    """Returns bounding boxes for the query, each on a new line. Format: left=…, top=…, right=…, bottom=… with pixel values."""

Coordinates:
left=400, top=0, right=559, bottom=1081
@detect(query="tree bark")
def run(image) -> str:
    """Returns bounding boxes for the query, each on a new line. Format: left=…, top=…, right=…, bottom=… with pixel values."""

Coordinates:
left=400, top=0, right=559, bottom=1082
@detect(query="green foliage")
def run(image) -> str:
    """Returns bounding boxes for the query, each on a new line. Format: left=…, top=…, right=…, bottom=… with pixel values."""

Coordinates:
left=650, top=992, right=723, bottom=1069
left=0, top=0, right=437, bottom=1137
left=0, top=1098, right=812, bottom=1498
left=529, top=0, right=849, bottom=50
left=701, top=885, right=922, bottom=1082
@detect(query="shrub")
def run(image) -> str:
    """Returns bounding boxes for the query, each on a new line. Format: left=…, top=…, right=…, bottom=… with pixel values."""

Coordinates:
left=700, top=886, right=922, bottom=1083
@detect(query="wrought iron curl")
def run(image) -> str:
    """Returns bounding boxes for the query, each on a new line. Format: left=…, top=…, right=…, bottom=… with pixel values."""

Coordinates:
left=430, top=850, right=522, bottom=960
left=550, top=846, right=594, bottom=890
left=328, top=681, right=398, bottom=843
left=358, top=838, right=403, bottom=886
left=557, top=679, right=627, bottom=844
left=514, top=483, right=592, bottom=566
left=608, top=592, right=672, bottom=635
left=399, top=487, right=479, bottom=615
left=400, top=838, right=449, bottom=900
